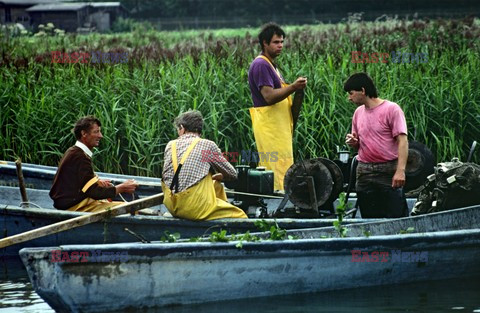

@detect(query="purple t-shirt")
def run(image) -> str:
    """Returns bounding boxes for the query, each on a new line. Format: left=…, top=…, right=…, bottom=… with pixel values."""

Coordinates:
left=248, top=57, right=284, bottom=107
left=352, top=100, right=408, bottom=163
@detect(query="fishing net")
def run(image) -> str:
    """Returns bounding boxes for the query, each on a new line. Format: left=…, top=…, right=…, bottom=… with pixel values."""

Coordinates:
left=411, top=158, right=480, bottom=215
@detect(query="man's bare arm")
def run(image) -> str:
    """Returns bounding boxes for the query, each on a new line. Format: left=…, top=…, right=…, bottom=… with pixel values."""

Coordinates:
left=392, top=134, right=408, bottom=188
left=260, top=77, right=307, bottom=105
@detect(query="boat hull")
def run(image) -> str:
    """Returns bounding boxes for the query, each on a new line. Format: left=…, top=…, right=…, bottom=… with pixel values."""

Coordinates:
left=20, top=228, right=480, bottom=312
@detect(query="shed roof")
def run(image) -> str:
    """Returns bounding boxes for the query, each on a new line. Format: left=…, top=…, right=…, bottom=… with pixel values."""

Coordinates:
left=89, top=2, right=122, bottom=8
left=0, top=0, right=60, bottom=6
left=26, top=2, right=88, bottom=11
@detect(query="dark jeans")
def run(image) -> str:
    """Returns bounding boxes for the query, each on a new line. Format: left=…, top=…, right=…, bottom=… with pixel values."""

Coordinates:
left=357, top=188, right=408, bottom=218
left=356, top=160, right=408, bottom=218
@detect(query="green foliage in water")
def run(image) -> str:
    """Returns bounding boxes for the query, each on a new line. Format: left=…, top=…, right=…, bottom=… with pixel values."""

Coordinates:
left=399, top=227, right=415, bottom=234
left=160, top=230, right=181, bottom=242
left=254, top=219, right=288, bottom=240
left=209, top=229, right=230, bottom=243
left=334, top=192, right=352, bottom=237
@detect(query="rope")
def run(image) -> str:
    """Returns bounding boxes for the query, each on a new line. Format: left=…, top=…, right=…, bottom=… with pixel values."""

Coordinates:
left=110, top=182, right=134, bottom=203
left=110, top=183, right=283, bottom=200
left=224, top=189, right=284, bottom=199
left=18, top=202, right=42, bottom=208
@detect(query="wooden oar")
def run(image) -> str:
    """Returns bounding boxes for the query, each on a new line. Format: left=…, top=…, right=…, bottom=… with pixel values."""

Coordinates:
left=0, top=193, right=164, bottom=249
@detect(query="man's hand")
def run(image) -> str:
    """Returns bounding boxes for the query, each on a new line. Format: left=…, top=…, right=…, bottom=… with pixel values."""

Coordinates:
left=115, top=179, right=139, bottom=195
left=212, top=173, right=224, bottom=181
left=292, top=77, right=307, bottom=90
left=97, top=179, right=112, bottom=187
left=345, top=132, right=359, bottom=148
left=260, top=77, right=307, bottom=105
left=392, top=169, right=406, bottom=188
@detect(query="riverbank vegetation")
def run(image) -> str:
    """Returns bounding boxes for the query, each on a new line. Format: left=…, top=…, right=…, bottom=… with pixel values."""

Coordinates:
left=1, top=17, right=478, bottom=176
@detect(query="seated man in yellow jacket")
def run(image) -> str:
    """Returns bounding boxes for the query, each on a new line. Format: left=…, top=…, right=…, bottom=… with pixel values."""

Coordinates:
left=50, top=116, right=138, bottom=212
left=162, top=110, right=247, bottom=221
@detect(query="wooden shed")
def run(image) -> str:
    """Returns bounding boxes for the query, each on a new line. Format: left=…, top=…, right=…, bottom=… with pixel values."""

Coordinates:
left=87, top=2, right=128, bottom=31
left=26, top=2, right=89, bottom=32
left=0, top=0, right=58, bottom=26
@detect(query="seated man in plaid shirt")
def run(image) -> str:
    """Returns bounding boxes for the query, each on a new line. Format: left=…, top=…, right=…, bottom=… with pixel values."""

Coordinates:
left=161, top=110, right=247, bottom=221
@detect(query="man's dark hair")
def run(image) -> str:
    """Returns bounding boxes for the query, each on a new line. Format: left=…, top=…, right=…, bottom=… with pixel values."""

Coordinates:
left=73, top=116, right=101, bottom=140
left=258, top=22, right=286, bottom=52
left=174, top=110, right=203, bottom=134
left=343, top=72, right=378, bottom=98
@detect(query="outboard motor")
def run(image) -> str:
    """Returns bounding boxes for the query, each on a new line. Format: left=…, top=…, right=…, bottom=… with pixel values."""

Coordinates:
left=224, top=165, right=274, bottom=216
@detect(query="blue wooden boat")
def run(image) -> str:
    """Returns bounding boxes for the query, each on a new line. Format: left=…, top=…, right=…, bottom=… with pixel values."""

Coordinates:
left=19, top=205, right=480, bottom=312
left=1, top=185, right=381, bottom=259
left=0, top=159, right=415, bottom=259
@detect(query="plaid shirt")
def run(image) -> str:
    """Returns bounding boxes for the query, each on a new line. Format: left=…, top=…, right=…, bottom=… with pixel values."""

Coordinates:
left=162, top=133, right=237, bottom=192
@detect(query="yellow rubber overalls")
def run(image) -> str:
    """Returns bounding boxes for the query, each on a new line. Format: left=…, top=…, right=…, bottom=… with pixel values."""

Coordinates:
left=162, top=138, right=247, bottom=221
left=249, top=55, right=294, bottom=191
left=67, top=176, right=122, bottom=213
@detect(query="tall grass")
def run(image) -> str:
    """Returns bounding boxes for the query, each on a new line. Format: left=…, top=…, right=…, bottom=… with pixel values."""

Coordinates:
left=1, top=18, right=479, bottom=176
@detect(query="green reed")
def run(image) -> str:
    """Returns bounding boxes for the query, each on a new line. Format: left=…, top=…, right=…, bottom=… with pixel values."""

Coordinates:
left=1, top=18, right=479, bottom=176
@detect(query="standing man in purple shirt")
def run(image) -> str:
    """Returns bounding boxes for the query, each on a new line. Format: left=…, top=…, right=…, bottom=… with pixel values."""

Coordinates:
left=344, top=72, right=409, bottom=218
left=248, top=22, right=307, bottom=191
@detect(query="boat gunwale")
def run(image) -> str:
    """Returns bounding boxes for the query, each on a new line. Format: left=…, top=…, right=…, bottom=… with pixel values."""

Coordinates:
left=0, top=204, right=383, bottom=226
left=287, top=204, right=480, bottom=237
left=19, top=228, right=480, bottom=260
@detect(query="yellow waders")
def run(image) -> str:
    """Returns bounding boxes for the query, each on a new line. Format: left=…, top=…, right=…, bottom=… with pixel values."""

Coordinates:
left=249, top=55, right=294, bottom=191
left=67, top=175, right=122, bottom=212
left=162, top=138, right=247, bottom=221
left=67, top=198, right=122, bottom=213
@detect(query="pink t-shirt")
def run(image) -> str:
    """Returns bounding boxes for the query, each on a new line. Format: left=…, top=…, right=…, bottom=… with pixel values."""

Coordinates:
left=352, top=100, right=407, bottom=163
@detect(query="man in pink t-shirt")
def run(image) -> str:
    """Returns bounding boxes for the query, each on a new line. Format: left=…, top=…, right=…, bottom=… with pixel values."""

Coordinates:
left=344, top=73, right=409, bottom=218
